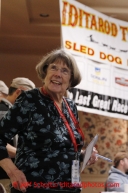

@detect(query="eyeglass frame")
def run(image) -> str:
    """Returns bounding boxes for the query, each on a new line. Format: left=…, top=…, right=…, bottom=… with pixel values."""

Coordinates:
left=47, top=63, right=72, bottom=76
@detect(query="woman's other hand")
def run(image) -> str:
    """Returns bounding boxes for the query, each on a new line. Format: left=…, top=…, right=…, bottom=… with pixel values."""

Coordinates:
left=87, top=147, right=98, bottom=165
left=0, top=158, right=31, bottom=192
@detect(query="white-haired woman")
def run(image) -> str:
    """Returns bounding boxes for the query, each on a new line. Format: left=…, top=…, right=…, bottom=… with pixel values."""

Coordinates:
left=0, top=49, right=97, bottom=193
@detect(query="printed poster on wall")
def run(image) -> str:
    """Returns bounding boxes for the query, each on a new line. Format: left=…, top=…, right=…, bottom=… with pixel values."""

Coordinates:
left=60, top=0, right=128, bottom=120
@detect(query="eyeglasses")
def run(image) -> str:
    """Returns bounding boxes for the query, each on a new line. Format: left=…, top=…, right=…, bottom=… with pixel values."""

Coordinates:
left=48, top=64, right=71, bottom=76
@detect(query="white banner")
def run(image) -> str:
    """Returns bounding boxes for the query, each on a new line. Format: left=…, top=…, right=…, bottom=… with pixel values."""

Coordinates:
left=67, top=56, right=128, bottom=119
left=60, top=0, right=128, bottom=68
left=60, top=0, right=128, bottom=119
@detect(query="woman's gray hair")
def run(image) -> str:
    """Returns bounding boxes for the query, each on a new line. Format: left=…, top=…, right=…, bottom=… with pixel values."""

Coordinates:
left=36, top=49, right=81, bottom=88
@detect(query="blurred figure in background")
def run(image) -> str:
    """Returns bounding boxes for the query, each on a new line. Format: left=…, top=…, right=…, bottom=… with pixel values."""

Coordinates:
left=106, top=151, right=128, bottom=192
left=0, top=81, right=8, bottom=100
left=0, top=77, right=35, bottom=119
left=0, top=77, right=35, bottom=193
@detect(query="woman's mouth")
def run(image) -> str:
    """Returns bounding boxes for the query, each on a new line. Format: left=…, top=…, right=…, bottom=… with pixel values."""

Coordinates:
left=51, top=80, right=61, bottom=85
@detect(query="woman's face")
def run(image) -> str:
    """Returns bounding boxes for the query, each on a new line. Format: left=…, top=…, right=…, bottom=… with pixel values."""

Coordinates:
left=44, top=60, right=71, bottom=95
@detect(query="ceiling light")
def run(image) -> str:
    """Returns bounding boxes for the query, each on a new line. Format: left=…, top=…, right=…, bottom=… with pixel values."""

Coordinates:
left=39, top=14, right=49, bottom=17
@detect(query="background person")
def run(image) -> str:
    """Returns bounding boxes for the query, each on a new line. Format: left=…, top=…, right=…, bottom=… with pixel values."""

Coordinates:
left=0, top=49, right=97, bottom=193
left=0, top=77, right=35, bottom=119
left=0, top=77, right=35, bottom=193
left=0, top=81, right=8, bottom=100
left=106, top=151, right=128, bottom=192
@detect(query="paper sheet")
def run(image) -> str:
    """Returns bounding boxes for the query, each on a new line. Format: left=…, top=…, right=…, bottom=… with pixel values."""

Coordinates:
left=80, top=134, right=99, bottom=173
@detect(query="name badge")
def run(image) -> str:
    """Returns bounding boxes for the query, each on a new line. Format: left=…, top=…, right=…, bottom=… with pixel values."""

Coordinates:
left=71, top=160, right=80, bottom=185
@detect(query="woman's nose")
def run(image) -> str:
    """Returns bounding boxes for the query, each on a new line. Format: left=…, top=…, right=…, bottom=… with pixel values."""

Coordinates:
left=54, top=68, right=62, bottom=76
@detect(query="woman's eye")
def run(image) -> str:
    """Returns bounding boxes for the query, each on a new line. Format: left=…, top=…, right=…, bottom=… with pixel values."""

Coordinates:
left=63, top=69, right=68, bottom=72
left=51, top=66, right=56, bottom=70
left=62, top=69, right=68, bottom=74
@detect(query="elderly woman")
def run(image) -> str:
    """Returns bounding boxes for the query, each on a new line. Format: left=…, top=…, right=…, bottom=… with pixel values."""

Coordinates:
left=0, top=49, right=97, bottom=193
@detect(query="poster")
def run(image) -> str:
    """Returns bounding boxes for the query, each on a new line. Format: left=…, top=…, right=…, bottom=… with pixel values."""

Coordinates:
left=60, top=0, right=128, bottom=119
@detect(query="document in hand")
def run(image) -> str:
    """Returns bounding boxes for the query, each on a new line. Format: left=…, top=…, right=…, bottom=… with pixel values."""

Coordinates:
left=80, top=134, right=98, bottom=173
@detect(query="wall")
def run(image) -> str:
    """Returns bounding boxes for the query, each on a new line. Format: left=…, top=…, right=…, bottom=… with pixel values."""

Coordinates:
left=0, top=53, right=43, bottom=87
left=78, top=111, right=128, bottom=193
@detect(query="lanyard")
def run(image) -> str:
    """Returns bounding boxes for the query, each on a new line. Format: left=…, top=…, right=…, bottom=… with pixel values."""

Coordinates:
left=41, top=87, right=85, bottom=152
left=63, top=98, right=85, bottom=141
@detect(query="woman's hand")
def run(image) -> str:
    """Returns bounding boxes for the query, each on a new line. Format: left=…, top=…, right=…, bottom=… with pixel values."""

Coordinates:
left=9, top=168, right=31, bottom=192
left=0, top=158, right=30, bottom=192
left=87, top=147, right=98, bottom=166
